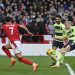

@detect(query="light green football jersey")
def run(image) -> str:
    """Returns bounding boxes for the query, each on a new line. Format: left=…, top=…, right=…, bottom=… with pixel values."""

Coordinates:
left=54, top=22, right=66, bottom=41
left=67, top=26, right=75, bottom=43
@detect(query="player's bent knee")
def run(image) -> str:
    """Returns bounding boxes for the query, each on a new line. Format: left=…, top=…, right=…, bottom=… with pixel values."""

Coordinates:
left=18, top=57, right=23, bottom=62
left=15, top=53, right=22, bottom=59
left=2, top=46, right=6, bottom=50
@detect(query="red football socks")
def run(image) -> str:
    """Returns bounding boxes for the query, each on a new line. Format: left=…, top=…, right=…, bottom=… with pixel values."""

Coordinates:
left=18, top=57, right=33, bottom=65
left=2, top=46, right=12, bottom=58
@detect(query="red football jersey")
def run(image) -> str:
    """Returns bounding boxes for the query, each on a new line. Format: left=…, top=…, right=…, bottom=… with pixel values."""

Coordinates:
left=2, top=23, right=20, bottom=42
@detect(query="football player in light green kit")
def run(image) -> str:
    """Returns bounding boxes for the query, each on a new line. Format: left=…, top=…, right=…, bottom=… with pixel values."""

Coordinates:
left=46, top=49, right=64, bottom=67
left=47, top=21, right=75, bottom=67
left=50, top=15, right=66, bottom=66
left=60, top=21, right=75, bottom=55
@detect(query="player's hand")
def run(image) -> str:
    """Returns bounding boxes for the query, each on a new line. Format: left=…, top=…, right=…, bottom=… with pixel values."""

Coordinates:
left=53, top=35, right=58, bottom=40
left=28, top=32, right=33, bottom=36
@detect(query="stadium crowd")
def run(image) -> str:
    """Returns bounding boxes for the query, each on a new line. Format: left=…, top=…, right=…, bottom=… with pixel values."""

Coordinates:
left=0, top=0, right=75, bottom=36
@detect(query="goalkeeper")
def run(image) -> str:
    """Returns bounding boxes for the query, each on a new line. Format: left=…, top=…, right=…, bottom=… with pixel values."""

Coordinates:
left=46, top=49, right=64, bottom=67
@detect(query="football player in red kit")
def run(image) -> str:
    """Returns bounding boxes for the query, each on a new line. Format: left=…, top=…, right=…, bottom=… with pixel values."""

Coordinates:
left=2, top=17, right=38, bottom=71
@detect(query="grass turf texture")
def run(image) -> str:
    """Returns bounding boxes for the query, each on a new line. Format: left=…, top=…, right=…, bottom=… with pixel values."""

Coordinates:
left=0, top=56, right=75, bottom=75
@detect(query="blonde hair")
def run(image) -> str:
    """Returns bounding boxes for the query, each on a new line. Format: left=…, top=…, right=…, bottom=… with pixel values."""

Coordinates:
left=65, top=21, right=73, bottom=26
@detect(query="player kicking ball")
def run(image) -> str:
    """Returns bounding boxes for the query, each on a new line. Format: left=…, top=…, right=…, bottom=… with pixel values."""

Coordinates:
left=46, top=21, right=75, bottom=68
left=46, top=49, right=64, bottom=67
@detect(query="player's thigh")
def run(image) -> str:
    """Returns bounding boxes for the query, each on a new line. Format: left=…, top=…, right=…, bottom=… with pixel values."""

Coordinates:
left=64, top=45, right=70, bottom=52
left=64, top=41, right=75, bottom=51
left=58, top=42, right=64, bottom=49
left=5, top=43, right=12, bottom=49
left=13, top=41, right=22, bottom=54
left=15, top=53, right=23, bottom=58
left=61, top=45, right=70, bottom=53
left=52, top=40, right=59, bottom=49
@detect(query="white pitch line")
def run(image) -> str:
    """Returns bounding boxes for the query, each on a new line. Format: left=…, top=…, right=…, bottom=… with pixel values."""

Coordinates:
left=65, top=63, right=75, bottom=75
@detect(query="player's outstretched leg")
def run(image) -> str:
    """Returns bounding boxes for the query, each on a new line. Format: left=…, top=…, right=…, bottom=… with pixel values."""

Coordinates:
left=18, top=57, right=38, bottom=71
left=15, top=53, right=38, bottom=72
left=2, top=46, right=16, bottom=66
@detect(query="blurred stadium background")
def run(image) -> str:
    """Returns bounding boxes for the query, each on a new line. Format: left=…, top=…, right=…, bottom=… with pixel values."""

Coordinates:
left=0, top=0, right=75, bottom=75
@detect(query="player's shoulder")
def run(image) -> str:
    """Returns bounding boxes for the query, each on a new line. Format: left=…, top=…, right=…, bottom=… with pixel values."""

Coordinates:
left=15, top=23, right=20, bottom=25
left=2, top=24, right=6, bottom=29
left=72, top=26, right=75, bottom=28
left=72, top=26, right=75, bottom=29
left=60, top=22, right=64, bottom=26
left=60, top=23, right=65, bottom=28
left=3, top=24, right=7, bottom=26
left=54, top=22, right=64, bottom=26
left=15, top=23, right=20, bottom=27
left=54, top=23, right=57, bottom=26
left=10, top=23, right=20, bottom=27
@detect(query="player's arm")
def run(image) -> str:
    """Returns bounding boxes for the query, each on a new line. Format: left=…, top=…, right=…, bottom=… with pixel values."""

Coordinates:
left=54, top=27, right=68, bottom=40
left=20, top=25, right=33, bottom=35
left=54, top=35, right=68, bottom=40
left=56, top=32, right=68, bottom=40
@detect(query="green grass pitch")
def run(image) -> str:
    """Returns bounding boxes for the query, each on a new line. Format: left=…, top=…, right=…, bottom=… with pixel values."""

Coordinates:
left=0, top=56, right=75, bottom=75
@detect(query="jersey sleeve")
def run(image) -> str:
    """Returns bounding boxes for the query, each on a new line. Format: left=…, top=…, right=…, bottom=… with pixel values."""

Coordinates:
left=16, top=24, right=20, bottom=28
left=62, top=25, right=67, bottom=38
